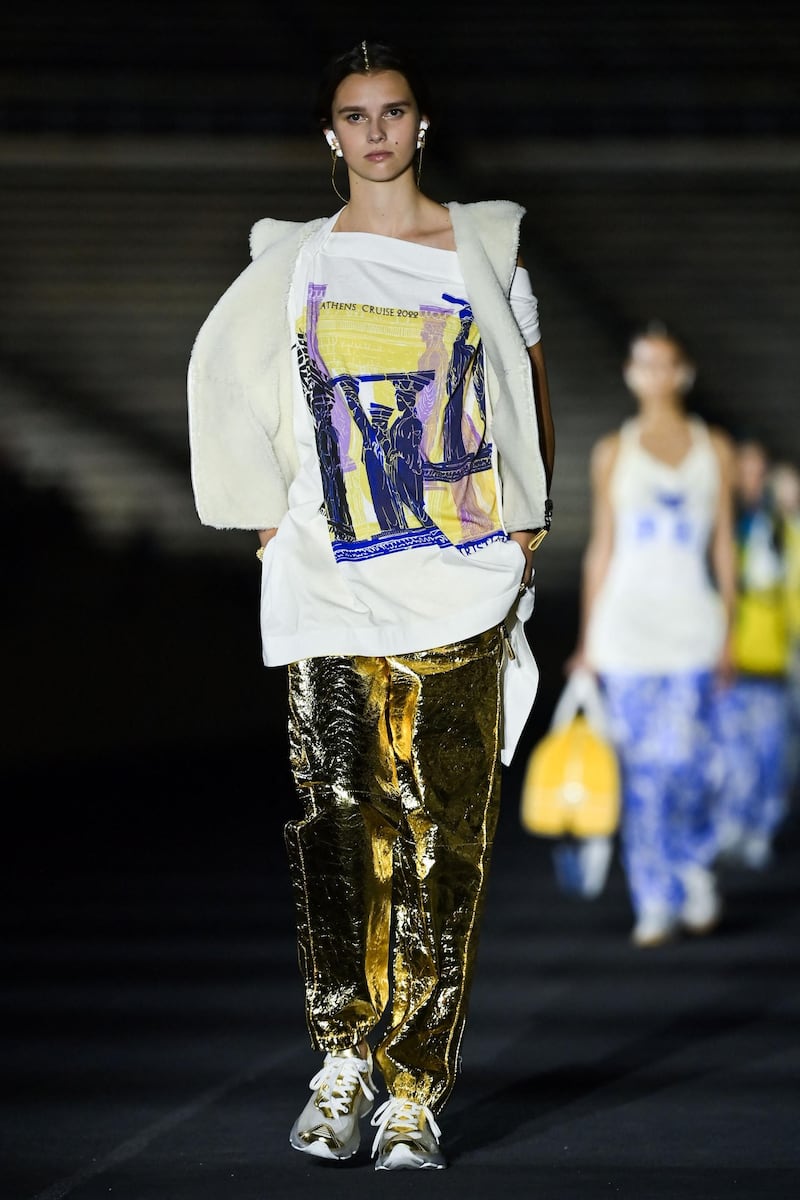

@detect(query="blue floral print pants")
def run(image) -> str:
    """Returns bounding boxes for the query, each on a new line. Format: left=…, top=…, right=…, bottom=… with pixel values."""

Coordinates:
left=709, top=675, right=790, bottom=848
left=600, top=671, right=718, bottom=918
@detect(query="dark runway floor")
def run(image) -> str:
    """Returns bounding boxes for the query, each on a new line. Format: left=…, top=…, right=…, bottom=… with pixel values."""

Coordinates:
left=3, top=743, right=800, bottom=1200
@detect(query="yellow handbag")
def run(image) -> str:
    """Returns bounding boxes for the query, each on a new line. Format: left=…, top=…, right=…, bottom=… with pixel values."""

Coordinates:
left=520, top=669, right=621, bottom=839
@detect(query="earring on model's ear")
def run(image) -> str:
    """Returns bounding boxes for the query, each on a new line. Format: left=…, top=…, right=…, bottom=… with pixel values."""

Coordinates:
left=416, top=120, right=429, bottom=186
left=324, top=129, right=343, bottom=157
left=324, top=130, right=348, bottom=204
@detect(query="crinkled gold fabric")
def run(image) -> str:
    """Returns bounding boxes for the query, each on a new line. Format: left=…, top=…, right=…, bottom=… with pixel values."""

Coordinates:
left=285, top=625, right=504, bottom=1113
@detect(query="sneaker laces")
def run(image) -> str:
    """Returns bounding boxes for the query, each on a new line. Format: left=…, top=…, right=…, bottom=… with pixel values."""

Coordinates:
left=370, top=1097, right=441, bottom=1156
left=309, top=1054, right=374, bottom=1120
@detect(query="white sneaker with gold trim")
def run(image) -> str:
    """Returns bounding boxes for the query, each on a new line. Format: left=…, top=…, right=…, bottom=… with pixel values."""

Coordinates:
left=289, top=1049, right=375, bottom=1160
left=371, top=1096, right=446, bottom=1170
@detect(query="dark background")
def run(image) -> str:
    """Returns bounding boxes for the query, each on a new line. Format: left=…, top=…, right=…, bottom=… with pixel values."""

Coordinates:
left=3, top=0, right=799, bottom=822
left=2, top=4, right=800, bottom=1197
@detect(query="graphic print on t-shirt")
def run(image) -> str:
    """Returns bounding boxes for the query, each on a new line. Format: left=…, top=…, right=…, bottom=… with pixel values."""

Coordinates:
left=296, top=282, right=504, bottom=562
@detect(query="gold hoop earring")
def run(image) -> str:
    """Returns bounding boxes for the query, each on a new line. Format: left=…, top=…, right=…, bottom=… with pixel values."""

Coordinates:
left=330, top=149, right=348, bottom=204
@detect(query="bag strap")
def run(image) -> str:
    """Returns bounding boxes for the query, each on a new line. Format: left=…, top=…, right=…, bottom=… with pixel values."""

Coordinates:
left=550, top=668, right=610, bottom=736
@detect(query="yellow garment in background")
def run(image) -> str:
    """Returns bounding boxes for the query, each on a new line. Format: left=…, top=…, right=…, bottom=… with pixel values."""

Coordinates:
left=732, top=509, right=791, bottom=676
left=783, top=517, right=800, bottom=641
left=731, top=588, right=790, bottom=676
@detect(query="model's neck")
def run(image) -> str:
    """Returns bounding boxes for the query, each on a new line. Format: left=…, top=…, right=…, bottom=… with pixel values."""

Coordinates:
left=336, top=176, right=427, bottom=239
left=636, top=398, right=686, bottom=425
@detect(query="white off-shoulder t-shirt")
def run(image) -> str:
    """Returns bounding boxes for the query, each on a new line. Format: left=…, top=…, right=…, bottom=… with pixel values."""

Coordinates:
left=259, top=216, right=541, bottom=666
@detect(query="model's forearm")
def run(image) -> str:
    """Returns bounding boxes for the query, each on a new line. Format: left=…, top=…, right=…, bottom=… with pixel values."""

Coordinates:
left=712, top=536, right=737, bottom=631
left=529, top=342, right=555, bottom=490
left=575, top=540, right=611, bottom=653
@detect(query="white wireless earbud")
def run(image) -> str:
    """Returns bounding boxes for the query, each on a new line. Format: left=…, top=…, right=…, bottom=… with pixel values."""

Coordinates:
left=325, top=130, right=343, bottom=157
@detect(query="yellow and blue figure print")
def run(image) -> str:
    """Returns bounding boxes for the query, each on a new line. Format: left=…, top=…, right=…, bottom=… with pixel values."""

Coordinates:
left=296, top=283, right=504, bottom=563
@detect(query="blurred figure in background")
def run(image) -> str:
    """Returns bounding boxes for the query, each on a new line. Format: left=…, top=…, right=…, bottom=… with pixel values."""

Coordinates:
left=710, top=439, right=792, bottom=870
left=569, top=322, right=736, bottom=947
left=770, top=459, right=800, bottom=802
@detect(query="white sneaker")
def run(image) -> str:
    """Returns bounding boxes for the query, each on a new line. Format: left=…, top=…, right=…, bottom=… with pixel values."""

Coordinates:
left=631, top=908, right=679, bottom=948
left=289, top=1048, right=375, bottom=1160
left=371, top=1096, right=446, bottom=1170
left=680, top=865, right=723, bottom=935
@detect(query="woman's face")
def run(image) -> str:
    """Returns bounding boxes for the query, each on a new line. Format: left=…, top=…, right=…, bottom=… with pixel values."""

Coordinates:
left=327, top=69, right=422, bottom=187
left=771, top=465, right=800, bottom=515
left=623, top=335, right=692, bottom=408
left=736, top=443, right=769, bottom=505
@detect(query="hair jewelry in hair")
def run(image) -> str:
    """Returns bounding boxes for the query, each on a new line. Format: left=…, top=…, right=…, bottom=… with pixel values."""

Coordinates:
left=361, top=40, right=370, bottom=70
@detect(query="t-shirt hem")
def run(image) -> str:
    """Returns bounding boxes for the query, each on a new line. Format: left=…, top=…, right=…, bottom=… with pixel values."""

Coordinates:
left=261, top=595, right=518, bottom=666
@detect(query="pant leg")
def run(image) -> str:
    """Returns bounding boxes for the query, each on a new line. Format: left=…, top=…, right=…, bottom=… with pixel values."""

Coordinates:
left=284, top=653, right=399, bottom=1054
left=375, top=625, right=505, bottom=1113
left=602, top=672, right=716, bottom=918
left=711, top=676, right=790, bottom=843
left=755, top=681, right=792, bottom=836
left=658, top=673, right=718, bottom=876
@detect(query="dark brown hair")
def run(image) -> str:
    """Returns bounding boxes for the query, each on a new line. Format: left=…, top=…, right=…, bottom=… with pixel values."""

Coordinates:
left=626, top=320, right=694, bottom=366
left=314, top=41, right=433, bottom=130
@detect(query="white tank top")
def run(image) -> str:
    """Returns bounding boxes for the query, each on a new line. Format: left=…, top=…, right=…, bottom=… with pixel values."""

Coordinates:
left=586, top=416, right=726, bottom=673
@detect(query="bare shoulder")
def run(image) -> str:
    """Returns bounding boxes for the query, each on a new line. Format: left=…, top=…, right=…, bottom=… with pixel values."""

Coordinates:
left=708, top=424, right=736, bottom=473
left=414, top=197, right=456, bottom=250
left=591, top=431, right=621, bottom=479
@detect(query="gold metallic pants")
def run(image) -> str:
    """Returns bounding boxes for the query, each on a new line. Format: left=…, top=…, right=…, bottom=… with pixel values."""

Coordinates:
left=285, top=625, right=504, bottom=1113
